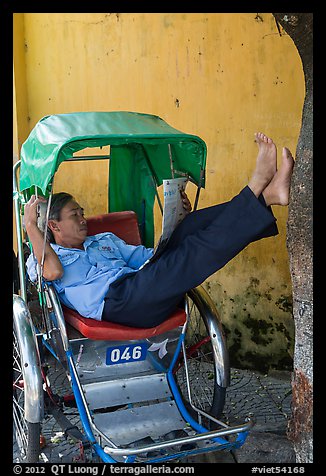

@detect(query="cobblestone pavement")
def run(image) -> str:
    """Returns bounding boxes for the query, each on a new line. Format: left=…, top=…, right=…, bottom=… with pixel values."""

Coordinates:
left=186, top=368, right=295, bottom=463
left=14, top=358, right=295, bottom=464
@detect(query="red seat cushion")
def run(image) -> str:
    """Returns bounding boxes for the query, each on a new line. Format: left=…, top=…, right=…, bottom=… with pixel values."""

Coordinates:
left=86, top=211, right=141, bottom=245
left=62, top=211, right=186, bottom=339
left=63, top=304, right=186, bottom=340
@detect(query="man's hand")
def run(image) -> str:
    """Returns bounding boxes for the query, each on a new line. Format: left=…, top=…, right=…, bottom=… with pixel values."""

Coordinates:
left=180, top=190, right=192, bottom=214
left=24, top=195, right=47, bottom=230
left=23, top=195, right=63, bottom=281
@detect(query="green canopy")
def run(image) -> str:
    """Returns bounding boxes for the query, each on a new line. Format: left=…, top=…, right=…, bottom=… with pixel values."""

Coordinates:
left=19, top=111, right=207, bottom=246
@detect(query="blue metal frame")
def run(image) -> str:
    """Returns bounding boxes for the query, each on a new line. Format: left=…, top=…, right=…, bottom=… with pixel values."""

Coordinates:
left=47, top=329, right=249, bottom=463
left=32, top=286, right=249, bottom=463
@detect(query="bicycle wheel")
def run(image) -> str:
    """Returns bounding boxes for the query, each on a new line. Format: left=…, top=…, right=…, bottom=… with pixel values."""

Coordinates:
left=172, top=286, right=229, bottom=428
left=13, top=324, right=41, bottom=462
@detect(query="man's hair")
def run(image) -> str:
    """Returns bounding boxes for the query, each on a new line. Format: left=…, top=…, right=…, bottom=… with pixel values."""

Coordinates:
left=46, top=192, right=74, bottom=243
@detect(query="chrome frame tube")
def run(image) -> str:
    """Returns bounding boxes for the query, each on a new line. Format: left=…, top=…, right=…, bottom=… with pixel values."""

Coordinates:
left=13, top=161, right=27, bottom=302
left=104, top=418, right=254, bottom=456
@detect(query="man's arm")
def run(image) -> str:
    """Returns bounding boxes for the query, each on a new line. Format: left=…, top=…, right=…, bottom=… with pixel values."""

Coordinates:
left=24, top=195, right=63, bottom=281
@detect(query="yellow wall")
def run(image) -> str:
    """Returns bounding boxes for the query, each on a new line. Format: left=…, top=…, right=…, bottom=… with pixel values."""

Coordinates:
left=13, top=14, right=30, bottom=158
left=13, top=13, right=305, bottom=370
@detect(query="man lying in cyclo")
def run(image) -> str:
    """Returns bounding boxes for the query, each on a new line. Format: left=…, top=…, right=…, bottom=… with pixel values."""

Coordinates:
left=25, top=133, right=294, bottom=328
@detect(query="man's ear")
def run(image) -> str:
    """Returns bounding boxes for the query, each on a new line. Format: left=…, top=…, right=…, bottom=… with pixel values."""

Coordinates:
left=48, top=220, right=60, bottom=232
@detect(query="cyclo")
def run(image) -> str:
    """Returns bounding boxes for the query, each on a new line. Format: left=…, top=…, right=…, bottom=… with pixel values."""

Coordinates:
left=13, top=111, right=253, bottom=463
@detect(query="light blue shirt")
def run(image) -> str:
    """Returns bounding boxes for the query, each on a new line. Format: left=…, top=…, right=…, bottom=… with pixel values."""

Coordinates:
left=26, top=232, right=154, bottom=321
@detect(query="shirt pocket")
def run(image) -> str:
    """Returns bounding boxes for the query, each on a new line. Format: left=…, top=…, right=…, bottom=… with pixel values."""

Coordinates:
left=95, top=247, right=125, bottom=269
left=97, top=245, right=120, bottom=260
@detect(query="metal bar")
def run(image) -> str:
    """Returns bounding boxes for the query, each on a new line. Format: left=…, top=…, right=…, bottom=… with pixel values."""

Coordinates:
left=168, top=144, right=174, bottom=179
left=193, top=168, right=204, bottom=211
left=104, top=418, right=254, bottom=456
left=167, top=300, right=188, bottom=374
left=40, top=187, right=53, bottom=271
left=67, top=352, right=119, bottom=450
left=172, top=169, right=197, bottom=186
left=66, top=353, right=98, bottom=446
left=171, top=290, right=229, bottom=428
left=47, top=286, right=69, bottom=352
left=156, top=193, right=163, bottom=215
left=13, top=161, right=27, bottom=302
left=141, top=147, right=163, bottom=215
left=180, top=339, right=228, bottom=428
left=65, top=155, right=110, bottom=161
left=32, top=181, right=55, bottom=340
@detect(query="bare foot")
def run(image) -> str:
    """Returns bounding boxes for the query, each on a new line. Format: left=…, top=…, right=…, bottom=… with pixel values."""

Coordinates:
left=248, top=132, right=278, bottom=197
left=262, top=147, right=294, bottom=206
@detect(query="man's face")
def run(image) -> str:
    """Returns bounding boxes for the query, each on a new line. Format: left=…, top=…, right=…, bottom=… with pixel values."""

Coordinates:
left=50, top=199, right=88, bottom=248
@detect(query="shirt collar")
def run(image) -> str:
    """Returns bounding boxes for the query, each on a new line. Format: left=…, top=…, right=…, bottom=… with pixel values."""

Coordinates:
left=51, top=235, right=96, bottom=252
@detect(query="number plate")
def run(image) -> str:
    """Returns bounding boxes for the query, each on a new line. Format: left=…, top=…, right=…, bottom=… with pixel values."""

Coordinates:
left=106, top=343, right=148, bottom=366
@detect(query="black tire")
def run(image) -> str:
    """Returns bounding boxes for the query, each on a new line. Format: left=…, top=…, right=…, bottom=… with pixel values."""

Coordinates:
left=172, top=287, right=228, bottom=429
left=13, top=324, right=41, bottom=462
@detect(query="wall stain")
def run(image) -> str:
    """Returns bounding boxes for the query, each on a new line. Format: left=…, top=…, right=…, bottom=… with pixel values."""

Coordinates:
left=254, top=13, right=264, bottom=22
left=243, top=315, right=274, bottom=345
left=208, top=276, right=295, bottom=373
left=275, top=294, right=293, bottom=313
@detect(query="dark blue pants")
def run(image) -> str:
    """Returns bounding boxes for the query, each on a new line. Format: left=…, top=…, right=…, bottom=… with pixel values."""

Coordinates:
left=102, top=186, right=278, bottom=327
